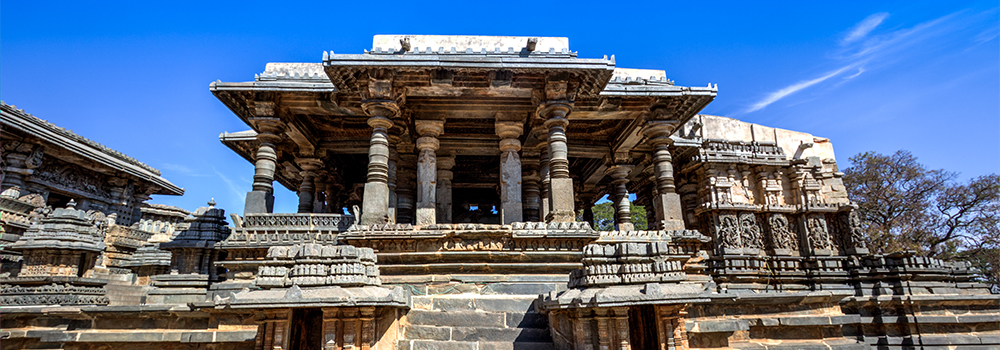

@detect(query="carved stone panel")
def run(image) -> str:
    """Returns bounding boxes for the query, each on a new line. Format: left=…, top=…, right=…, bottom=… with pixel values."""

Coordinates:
left=765, top=213, right=798, bottom=255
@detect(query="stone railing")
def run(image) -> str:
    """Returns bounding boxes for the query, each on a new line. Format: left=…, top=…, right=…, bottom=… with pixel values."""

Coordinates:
left=241, top=213, right=355, bottom=232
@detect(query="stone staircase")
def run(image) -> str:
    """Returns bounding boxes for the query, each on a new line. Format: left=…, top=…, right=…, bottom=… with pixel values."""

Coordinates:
left=397, top=283, right=556, bottom=350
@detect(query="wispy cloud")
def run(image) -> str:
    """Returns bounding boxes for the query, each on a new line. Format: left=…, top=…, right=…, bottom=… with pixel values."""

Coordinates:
left=844, top=67, right=865, bottom=80
left=212, top=166, right=246, bottom=205
left=744, top=65, right=854, bottom=114
left=843, top=12, right=889, bottom=45
left=160, top=162, right=210, bottom=177
left=741, top=8, right=986, bottom=116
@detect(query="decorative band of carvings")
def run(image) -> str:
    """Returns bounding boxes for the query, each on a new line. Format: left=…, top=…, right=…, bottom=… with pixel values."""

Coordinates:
left=569, top=240, right=700, bottom=288
left=241, top=213, right=355, bottom=230
left=687, top=140, right=788, bottom=166
left=342, top=221, right=598, bottom=239
left=1, top=284, right=109, bottom=306
left=219, top=231, right=340, bottom=248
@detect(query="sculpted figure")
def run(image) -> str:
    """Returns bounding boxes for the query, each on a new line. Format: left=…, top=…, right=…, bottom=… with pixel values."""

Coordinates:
left=806, top=215, right=831, bottom=250
left=717, top=213, right=740, bottom=249
left=768, top=213, right=795, bottom=250
left=738, top=212, right=762, bottom=249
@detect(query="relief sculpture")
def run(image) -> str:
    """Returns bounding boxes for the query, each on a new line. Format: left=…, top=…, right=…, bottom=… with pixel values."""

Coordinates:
left=767, top=213, right=796, bottom=250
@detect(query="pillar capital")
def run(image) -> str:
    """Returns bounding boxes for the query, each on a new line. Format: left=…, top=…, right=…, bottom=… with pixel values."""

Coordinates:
left=641, top=120, right=680, bottom=146
left=538, top=102, right=573, bottom=121
left=415, top=119, right=445, bottom=137
left=605, top=164, right=634, bottom=183
left=295, top=157, right=324, bottom=172
left=437, top=155, right=456, bottom=170
left=366, top=115, right=394, bottom=130
left=495, top=120, right=524, bottom=139
left=415, top=136, right=440, bottom=152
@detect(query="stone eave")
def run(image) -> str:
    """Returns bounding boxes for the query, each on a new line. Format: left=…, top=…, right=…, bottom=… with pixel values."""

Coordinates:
left=323, top=53, right=616, bottom=97
left=0, top=102, right=183, bottom=196
left=209, top=80, right=337, bottom=130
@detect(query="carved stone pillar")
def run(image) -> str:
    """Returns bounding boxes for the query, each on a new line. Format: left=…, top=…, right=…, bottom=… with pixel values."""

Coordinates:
left=313, top=178, right=328, bottom=214
left=415, top=120, right=443, bottom=225
left=341, top=308, right=358, bottom=349
left=436, top=155, right=455, bottom=224
left=577, top=192, right=596, bottom=228
left=496, top=121, right=524, bottom=224
left=642, top=120, right=684, bottom=230
left=522, top=158, right=541, bottom=222
left=360, top=307, right=376, bottom=350
left=359, top=101, right=398, bottom=225
left=595, top=308, right=613, bottom=350
left=246, top=118, right=282, bottom=214
left=539, top=145, right=551, bottom=221
left=540, top=102, right=575, bottom=222
left=321, top=308, right=341, bottom=350
left=573, top=309, right=595, bottom=350
left=296, top=158, right=322, bottom=214
left=396, top=167, right=415, bottom=224
left=257, top=310, right=291, bottom=350
left=387, top=146, right=399, bottom=223
left=606, top=165, right=634, bottom=231
left=611, top=307, right=630, bottom=350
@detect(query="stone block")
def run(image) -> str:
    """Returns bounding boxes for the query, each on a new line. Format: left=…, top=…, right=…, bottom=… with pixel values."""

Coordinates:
left=778, top=316, right=832, bottom=326
left=478, top=341, right=556, bottom=350
left=411, top=340, right=477, bottom=350
left=426, top=283, right=480, bottom=295
left=687, top=319, right=748, bottom=333
left=412, top=296, right=433, bottom=310
left=482, top=283, right=562, bottom=295
left=181, top=331, right=215, bottom=343
left=214, top=330, right=258, bottom=342
left=405, top=325, right=452, bottom=340
left=451, top=327, right=551, bottom=342
left=506, top=312, right=548, bottom=329
left=244, top=191, right=274, bottom=214
left=475, top=297, right=537, bottom=312
left=406, top=310, right=505, bottom=328
left=433, top=297, right=476, bottom=311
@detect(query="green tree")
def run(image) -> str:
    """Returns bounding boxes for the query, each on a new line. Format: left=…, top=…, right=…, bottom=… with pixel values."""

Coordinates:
left=588, top=201, right=648, bottom=231
left=843, top=150, right=999, bottom=287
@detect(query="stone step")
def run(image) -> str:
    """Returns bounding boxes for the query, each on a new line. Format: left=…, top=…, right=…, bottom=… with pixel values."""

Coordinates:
left=413, top=295, right=539, bottom=312
left=404, top=326, right=551, bottom=343
left=402, top=294, right=555, bottom=348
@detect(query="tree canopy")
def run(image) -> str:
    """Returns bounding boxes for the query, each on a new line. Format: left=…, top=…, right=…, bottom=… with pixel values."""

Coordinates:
left=843, top=150, right=999, bottom=287
left=587, top=201, right=647, bottom=231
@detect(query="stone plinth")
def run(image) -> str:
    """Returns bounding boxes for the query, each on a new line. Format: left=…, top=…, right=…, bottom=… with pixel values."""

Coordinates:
left=341, top=222, right=599, bottom=276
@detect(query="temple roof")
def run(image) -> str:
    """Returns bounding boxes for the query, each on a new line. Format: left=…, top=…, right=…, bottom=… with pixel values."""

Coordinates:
left=211, top=35, right=717, bottom=198
left=0, top=101, right=183, bottom=196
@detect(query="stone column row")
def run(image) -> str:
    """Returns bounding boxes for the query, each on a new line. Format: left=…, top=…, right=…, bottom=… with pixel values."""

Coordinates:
left=319, top=307, right=376, bottom=350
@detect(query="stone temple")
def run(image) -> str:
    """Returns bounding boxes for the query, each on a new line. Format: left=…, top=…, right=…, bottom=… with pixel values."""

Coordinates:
left=2, top=35, right=997, bottom=350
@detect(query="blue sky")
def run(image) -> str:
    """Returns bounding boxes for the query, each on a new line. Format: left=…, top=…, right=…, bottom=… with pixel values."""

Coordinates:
left=2, top=1, right=997, bottom=214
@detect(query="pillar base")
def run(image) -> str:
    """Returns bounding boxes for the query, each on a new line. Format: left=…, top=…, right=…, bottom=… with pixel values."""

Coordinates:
left=546, top=210, right=576, bottom=223
left=244, top=191, right=274, bottom=214
left=360, top=182, right=390, bottom=225
left=416, top=207, right=436, bottom=226
left=655, top=192, right=686, bottom=230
